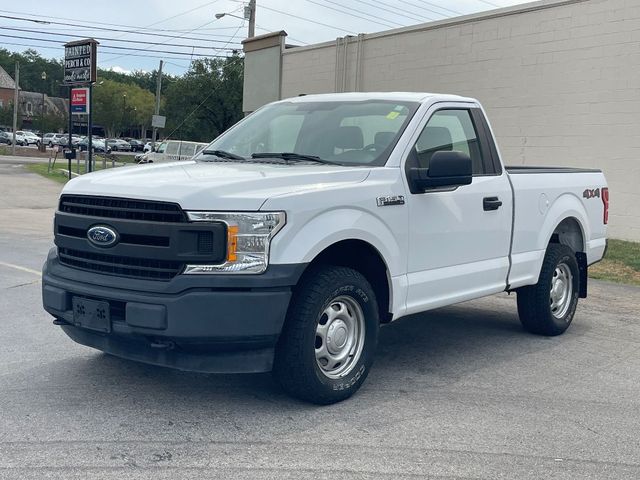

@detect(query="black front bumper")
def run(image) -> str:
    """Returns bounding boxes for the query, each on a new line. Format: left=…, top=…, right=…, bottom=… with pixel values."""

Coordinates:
left=42, top=248, right=305, bottom=373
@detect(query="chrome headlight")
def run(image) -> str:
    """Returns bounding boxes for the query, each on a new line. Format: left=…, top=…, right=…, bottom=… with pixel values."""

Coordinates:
left=184, top=211, right=285, bottom=274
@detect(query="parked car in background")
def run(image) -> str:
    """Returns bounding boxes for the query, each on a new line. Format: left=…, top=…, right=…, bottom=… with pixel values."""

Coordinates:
left=0, top=131, right=12, bottom=144
left=137, top=140, right=207, bottom=163
left=42, top=133, right=67, bottom=147
left=11, top=131, right=28, bottom=146
left=106, top=138, right=132, bottom=152
left=143, top=141, right=154, bottom=153
left=21, top=131, right=41, bottom=145
left=77, top=137, right=111, bottom=153
left=128, top=139, right=145, bottom=152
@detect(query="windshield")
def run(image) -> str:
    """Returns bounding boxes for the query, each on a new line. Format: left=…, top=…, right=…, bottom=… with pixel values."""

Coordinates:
left=196, top=100, right=419, bottom=166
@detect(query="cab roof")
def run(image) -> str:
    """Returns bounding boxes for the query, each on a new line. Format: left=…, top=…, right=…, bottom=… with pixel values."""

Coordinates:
left=278, top=92, right=477, bottom=104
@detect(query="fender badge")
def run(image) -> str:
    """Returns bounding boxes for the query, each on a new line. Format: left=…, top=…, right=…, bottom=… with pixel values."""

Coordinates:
left=376, top=195, right=405, bottom=207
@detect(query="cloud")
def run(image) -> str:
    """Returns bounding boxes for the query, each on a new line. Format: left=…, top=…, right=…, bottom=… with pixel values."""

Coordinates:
left=109, top=65, right=131, bottom=74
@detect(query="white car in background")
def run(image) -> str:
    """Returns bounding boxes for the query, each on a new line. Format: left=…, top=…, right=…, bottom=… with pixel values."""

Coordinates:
left=21, top=131, right=41, bottom=145
left=137, top=140, right=207, bottom=163
left=12, top=131, right=28, bottom=146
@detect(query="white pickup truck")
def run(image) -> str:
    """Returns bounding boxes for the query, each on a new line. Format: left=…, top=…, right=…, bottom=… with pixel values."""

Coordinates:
left=42, top=92, right=608, bottom=404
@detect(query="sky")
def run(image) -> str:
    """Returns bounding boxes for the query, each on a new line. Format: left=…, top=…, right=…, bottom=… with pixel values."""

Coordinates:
left=1, top=0, right=533, bottom=76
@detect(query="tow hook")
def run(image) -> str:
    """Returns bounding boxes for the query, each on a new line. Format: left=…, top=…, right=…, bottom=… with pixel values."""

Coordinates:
left=150, top=340, right=175, bottom=350
left=53, top=318, right=70, bottom=326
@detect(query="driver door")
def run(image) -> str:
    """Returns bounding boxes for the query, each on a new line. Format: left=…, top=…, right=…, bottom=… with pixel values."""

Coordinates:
left=404, top=103, right=513, bottom=314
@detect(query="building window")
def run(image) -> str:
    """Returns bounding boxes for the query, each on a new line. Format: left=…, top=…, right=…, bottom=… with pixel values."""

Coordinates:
left=26, top=102, right=33, bottom=115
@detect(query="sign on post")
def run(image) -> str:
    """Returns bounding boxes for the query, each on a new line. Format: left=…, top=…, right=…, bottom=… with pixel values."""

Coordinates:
left=64, top=39, right=98, bottom=85
left=152, top=115, right=166, bottom=128
left=70, top=87, right=90, bottom=115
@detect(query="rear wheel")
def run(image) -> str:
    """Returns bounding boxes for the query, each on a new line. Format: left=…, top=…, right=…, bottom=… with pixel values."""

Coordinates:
left=274, top=266, right=379, bottom=404
left=517, top=244, right=580, bottom=336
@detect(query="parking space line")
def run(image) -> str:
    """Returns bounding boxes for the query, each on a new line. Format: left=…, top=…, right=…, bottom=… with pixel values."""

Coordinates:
left=0, top=261, right=42, bottom=277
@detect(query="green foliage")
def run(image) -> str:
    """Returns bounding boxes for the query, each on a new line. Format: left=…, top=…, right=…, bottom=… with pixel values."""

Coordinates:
left=163, top=56, right=243, bottom=143
left=0, top=105, right=14, bottom=127
left=0, top=48, right=244, bottom=142
left=92, top=79, right=155, bottom=137
left=0, top=48, right=65, bottom=97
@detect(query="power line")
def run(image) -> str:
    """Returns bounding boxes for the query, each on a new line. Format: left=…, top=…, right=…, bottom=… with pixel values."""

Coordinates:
left=257, top=5, right=358, bottom=34
left=306, top=0, right=405, bottom=29
left=0, top=33, right=237, bottom=56
left=0, top=12, right=235, bottom=43
left=0, top=26, right=241, bottom=49
left=0, top=40, right=229, bottom=64
left=474, top=0, right=502, bottom=7
left=410, top=0, right=464, bottom=16
left=351, top=0, right=438, bottom=23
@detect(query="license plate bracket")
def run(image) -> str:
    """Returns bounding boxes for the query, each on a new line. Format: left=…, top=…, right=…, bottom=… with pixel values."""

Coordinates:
left=72, top=297, right=111, bottom=333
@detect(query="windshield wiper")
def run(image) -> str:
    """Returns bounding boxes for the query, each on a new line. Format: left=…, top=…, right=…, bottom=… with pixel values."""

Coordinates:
left=251, top=152, right=338, bottom=165
left=200, top=149, right=246, bottom=160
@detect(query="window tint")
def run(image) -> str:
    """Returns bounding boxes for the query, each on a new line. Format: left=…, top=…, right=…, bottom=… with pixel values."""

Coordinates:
left=165, top=142, right=179, bottom=155
left=414, top=109, right=484, bottom=175
left=178, top=142, right=196, bottom=157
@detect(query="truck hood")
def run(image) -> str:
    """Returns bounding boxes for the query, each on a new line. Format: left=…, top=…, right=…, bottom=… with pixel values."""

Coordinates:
left=62, top=160, right=371, bottom=210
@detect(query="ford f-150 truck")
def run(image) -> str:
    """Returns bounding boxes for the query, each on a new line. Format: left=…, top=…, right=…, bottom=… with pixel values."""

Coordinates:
left=42, top=93, right=608, bottom=404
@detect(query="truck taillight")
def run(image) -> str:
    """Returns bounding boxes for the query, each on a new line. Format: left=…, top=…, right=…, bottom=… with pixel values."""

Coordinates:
left=601, top=187, right=609, bottom=224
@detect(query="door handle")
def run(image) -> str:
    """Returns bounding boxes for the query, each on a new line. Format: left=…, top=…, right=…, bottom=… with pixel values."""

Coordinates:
left=483, top=196, right=503, bottom=211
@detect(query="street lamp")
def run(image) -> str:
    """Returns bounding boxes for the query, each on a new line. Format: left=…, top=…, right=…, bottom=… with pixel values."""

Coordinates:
left=40, top=71, right=46, bottom=151
left=215, top=0, right=255, bottom=38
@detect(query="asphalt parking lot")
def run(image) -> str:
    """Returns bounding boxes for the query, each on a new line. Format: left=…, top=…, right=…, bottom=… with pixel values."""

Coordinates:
left=1, top=162, right=639, bottom=479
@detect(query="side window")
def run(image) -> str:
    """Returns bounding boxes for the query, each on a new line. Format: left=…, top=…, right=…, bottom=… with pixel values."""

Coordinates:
left=165, top=142, right=179, bottom=155
left=414, top=109, right=484, bottom=175
left=179, top=143, right=196, bottom=157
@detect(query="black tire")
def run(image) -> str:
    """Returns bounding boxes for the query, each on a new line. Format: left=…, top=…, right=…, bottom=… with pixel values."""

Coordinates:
left=273, top=266, right=379, bottom=404
left=517, top=244, right=580, bottom=336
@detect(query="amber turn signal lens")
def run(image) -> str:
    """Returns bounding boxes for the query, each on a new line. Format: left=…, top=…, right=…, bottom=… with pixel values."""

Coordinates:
left=227, top=225, right=239, bottom=261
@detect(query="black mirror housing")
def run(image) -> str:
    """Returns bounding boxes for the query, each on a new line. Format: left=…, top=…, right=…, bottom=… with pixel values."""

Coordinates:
left=409, top=151, right=473, bottom=191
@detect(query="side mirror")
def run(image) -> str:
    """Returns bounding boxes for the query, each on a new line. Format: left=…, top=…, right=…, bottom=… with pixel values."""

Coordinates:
left=409, top=151, right=473, bottom=191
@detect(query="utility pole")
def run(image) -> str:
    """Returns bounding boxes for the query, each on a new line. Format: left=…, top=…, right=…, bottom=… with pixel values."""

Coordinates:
left=152, top=59, right=163, bottom=149
left=248, top=0, right=256, bottom=38
left=11, top=62, right=19, bottom=156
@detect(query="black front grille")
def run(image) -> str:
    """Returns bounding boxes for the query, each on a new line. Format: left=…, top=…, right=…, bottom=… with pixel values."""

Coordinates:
left=55, top=195, right=226, bottom=282
left=59, top=195, right=186, bottom=223
left=58, top=247, right=183, bottom=281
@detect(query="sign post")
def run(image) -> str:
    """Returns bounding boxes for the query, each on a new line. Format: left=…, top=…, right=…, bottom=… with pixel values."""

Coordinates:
left=64, top=39, right=98, bottom=172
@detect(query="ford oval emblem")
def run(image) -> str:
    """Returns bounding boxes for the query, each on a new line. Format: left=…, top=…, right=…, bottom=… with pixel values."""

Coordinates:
left=87, top=225, right=119, bottom=247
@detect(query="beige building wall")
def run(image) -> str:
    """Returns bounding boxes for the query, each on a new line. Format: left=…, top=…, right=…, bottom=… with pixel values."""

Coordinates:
left=275, top=0, right=640, bottom=241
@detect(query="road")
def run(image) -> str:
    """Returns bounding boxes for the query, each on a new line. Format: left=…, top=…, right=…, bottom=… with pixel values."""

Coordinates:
left=1, top=163, right=639, bottom=479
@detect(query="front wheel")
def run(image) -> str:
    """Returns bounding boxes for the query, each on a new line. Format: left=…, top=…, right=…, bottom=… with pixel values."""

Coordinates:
left=517, top=244, right=580, bottom=336
left=273, top=266, right=379, bottom=404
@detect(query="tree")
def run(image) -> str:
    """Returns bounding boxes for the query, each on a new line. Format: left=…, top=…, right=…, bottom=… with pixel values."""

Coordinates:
left=163, top=55, right=243, bottom=143
left=0, top=104, right=15, bottom=129
left=92, top=79, right=154, bottom=137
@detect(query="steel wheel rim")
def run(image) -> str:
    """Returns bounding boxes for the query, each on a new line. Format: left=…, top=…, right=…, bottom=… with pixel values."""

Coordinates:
left=550, top=262, right=573, bottom=319
left=315, top=295, right=366, bottom=379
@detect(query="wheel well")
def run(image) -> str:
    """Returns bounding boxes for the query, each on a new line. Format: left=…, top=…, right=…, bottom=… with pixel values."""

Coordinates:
left=549, top=217, right=584, bottom=253
left=304, top=240, right=392, bottom=323
left=549, top=217, right=588, bottom=298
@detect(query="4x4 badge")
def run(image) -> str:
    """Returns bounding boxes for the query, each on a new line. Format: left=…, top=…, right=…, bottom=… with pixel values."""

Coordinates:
left=583, top=188, right=600, bottom=199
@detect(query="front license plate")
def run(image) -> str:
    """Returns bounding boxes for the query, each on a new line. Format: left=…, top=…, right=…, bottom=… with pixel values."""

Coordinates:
left=72, top=297, right=111, bottom=333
